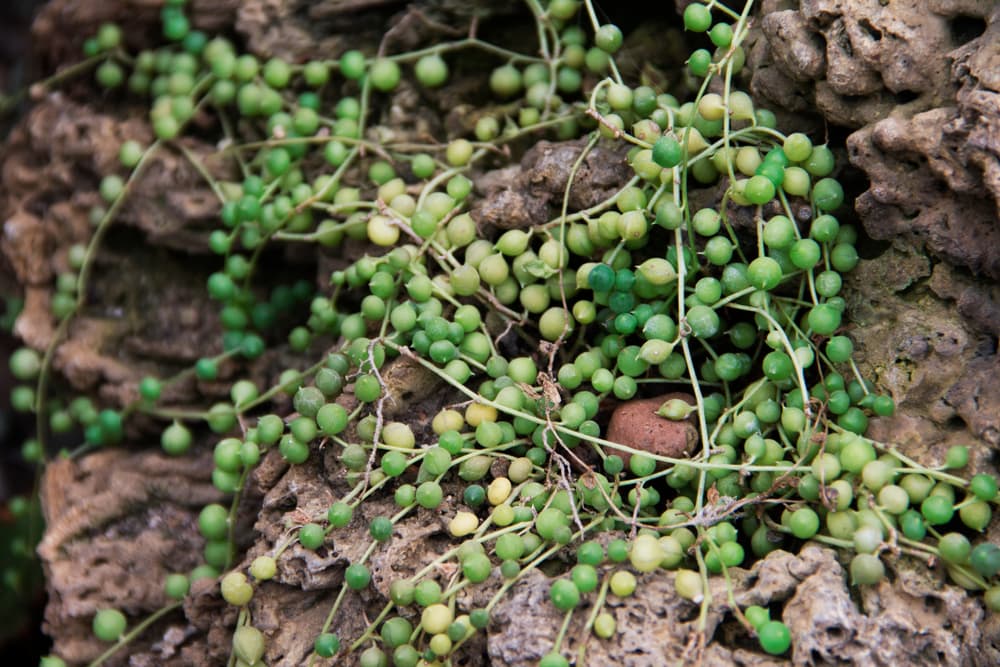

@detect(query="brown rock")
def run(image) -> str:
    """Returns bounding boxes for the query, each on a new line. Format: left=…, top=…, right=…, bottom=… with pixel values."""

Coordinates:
left=605, top=393, right=699, bottom=467
left=472, top=138, right=632, bottom=230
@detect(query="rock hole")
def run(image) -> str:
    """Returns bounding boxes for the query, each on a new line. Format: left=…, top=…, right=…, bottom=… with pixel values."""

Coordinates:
left=895, top=276, right=925, bottom=298
left=75, top=123, right=90, bottom=144
left=975, top=336, right=997, bottom=357
left=840, top=30, right=855, bottom=57
left=924, top=595, right=944, bottom=614
left=856, top=227, right=891, bottom=260
left=826, top=624, right=846, bottom=640
left=455, top=654, right=485, bottom=667
left=949, top=15, right=987, bottom=45
left=26, top=196, right=51, bottom=218
left=678, top=602, right=700, bottom=623
left=858, top=18, right=883, bottom=41
left=722, top=617, right=759, bottom=651
left=946, top=415, right=966, bottom=432
left=893, top=90, right=920, bottom=105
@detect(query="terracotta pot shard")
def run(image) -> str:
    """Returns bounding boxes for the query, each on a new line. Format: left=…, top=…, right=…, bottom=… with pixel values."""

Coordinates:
left=605, top=392, right=699, bottom=467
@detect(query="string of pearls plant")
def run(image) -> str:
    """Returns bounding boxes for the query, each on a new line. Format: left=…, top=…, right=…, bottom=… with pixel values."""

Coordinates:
left=7, top=1, right=997, bottom=666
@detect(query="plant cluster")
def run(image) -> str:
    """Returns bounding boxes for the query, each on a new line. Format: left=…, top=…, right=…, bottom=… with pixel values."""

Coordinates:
left=5, top=0, right=999, bottom=666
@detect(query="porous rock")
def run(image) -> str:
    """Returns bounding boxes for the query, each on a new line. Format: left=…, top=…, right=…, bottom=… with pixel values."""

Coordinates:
left=37, top=450, right=223, bottom=666
left=750, top=0, right=992, bottom=128
left=488, top=545, right=997, bottom=667
left=843, top=247, right=993, bottom=464
left=473, top=138, right=632, bottom=230
left=234, top=0, right=524, bottom=63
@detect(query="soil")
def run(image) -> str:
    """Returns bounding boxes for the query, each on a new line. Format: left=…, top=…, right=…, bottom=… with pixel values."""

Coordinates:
left=2, top=1, right=1000, bottom=666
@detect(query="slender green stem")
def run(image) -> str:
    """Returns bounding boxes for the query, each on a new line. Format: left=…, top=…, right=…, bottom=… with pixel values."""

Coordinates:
left=551, top=607, right=575, bottom=652
left=225, top=467, right=253, bottom=569
left=36, top=141, right=162, bottom=460
left=86, top=601, right=183, bottom=667
left=575, top=575, right=611, bottom=664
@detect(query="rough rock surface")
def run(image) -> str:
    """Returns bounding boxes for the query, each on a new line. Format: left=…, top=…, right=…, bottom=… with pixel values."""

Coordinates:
left=489, top=545, right=997, bottom=667
left=233, top=0, right=525, bottom=63
left=751, top=1, right=1000, bottom=483
left=0, top=95, right=236, bottom=411
left=848, top=19, right=1000, bottom=279
left=754, top=0, right=1000, bottom=491
left=38, top=450, right=223, bottom=665
left=473, top=138, right=633, bottom=231
left=749, top=0, right=992, bottom=128
left=751, top=1, right=1000, bottom=277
